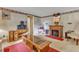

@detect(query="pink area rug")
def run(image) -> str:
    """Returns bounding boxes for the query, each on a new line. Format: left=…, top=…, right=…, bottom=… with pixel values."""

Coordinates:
left=4, top=42, right=33, bottom=52
left=46, top=35, right=64, bottom=41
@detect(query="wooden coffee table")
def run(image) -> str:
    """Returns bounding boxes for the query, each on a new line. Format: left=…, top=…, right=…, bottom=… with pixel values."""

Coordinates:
left=33, top=39, right=50, bottom=52
left=23, top=36, right=50, bottom=52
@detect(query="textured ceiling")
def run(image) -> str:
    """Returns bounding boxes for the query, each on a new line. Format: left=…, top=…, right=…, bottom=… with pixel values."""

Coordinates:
left=6, top=7, right=79, bottom=17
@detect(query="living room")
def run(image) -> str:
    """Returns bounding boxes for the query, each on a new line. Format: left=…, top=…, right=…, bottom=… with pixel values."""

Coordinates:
left=1, top=7, right=79, bottom=52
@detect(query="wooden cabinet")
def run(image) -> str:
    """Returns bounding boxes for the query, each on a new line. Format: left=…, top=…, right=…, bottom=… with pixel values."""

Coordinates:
left=8, top=29, right=27, bottom=42
left=16, top=29, right=27, bottom=38
left=8, top=31, right=15, bottom=42
left=23, top=36, right=50, bottom=52
left=14, top=31, right=19, bottom=40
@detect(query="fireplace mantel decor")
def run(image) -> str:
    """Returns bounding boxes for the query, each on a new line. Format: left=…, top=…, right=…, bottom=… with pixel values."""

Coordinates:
left=49, top=25, right=63, bottom=38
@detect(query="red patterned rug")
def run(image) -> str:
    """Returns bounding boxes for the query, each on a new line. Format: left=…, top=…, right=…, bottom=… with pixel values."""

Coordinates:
left=46, top=35, right=64, bottom=41
left=4, top=42, right=33, bottom=52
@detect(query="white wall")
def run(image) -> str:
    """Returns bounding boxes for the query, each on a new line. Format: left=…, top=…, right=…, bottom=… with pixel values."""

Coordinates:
left=0, top=10, right=8, bottom=38
left=33, top=17, right=43, bottom=35
left=33, top=17, right=53, bottom=35
left=0, top=11, right=27, bottom=38
left=41, top=17, right=53, bottom=30
left=7, top=12, right=27, bottom=31
left=61, top=12, right=79, bottom=37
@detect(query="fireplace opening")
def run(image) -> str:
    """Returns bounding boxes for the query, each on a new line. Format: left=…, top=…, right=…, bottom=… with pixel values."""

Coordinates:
left=51, top=30, right=59, bottom=37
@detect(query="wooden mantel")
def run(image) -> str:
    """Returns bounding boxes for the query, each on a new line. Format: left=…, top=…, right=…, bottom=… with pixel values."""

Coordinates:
left=50, top=25, right=63, bottom=30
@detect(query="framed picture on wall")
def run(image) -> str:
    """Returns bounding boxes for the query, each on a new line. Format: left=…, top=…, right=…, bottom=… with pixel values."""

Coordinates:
left=17, top=21, right=27, bottom=29
left=2, top=10, right=11, bottom=20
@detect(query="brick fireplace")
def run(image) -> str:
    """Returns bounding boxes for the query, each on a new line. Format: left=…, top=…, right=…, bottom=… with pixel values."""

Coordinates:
left=49, top=25, right=63, bottom=38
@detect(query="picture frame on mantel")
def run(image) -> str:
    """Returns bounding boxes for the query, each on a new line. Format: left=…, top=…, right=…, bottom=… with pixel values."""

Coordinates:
left=2, top=10, right=11, bottom=20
